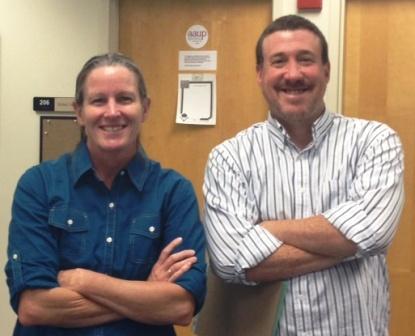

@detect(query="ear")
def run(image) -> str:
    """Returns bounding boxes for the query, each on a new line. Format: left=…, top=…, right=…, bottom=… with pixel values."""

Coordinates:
left=256, top=64, right=264, bottom=85
left=141, top=97, right=151, bottom=123
left=73, top=102, right=84, bottom=126
left=324, top=62, right=331, bottom=82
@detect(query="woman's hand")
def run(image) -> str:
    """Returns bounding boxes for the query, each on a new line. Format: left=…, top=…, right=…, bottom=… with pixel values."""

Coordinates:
left=58, top=268, right=92, bottom=292
left=148, top=237, right=197, bottom=282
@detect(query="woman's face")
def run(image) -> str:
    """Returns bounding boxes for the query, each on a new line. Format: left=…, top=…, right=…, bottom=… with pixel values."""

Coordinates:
left=75, top=65, right=149, bottom=160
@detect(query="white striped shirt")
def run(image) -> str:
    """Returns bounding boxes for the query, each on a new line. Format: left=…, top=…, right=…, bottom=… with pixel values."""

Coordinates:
left=203, top=111, right=404, bottom=336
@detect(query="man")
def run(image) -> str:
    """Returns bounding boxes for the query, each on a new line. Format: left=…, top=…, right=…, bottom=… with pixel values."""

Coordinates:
left=203, top=15, right=404, bottom=335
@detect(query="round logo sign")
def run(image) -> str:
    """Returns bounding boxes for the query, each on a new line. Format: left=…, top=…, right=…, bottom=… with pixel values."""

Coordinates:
left=186, top=24, right=208, bottom=49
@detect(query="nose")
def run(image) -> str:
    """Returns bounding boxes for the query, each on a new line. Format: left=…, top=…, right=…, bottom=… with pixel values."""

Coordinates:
left=284, top=60, right=302, bottom=80
left=105, top=98, right=120, bottom=117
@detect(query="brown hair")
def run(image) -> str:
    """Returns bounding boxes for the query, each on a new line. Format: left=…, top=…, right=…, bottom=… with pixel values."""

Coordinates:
left=255, top=15, right=329, bottom=66
left=75, top=52, right=148, bottom=105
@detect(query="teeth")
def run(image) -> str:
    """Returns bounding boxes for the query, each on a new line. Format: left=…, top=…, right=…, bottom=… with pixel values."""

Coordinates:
left=102, top=126, right=123, bottom=132
left=284, top=89, right=306, bottom=94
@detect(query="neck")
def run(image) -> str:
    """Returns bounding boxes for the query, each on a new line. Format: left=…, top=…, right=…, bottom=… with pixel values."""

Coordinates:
left=286, top=125, right=313, bottom=149
left=89, top=147, right=136, bottom=189
left=277, top=118, right=313, bottom=150
left=274, top=107, right=325, bottom=150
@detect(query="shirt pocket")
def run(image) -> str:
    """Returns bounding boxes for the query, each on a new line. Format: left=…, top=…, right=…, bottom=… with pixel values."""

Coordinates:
left=129, top=214, right=161, bottom=265
left=48, top=207, right=89, bottom=259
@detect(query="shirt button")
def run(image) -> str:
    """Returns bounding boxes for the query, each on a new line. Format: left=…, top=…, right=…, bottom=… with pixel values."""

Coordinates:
left=149, top=226, right=155, bottom=233
left=120, top=170, right=125, bottom=176
left=67, top=219, right=74, bottom=225
left=12, top=254, right=18, bottom=260
left=106, top=237, right=113, bottom=243
left=108, top=202, right=115, bottom=209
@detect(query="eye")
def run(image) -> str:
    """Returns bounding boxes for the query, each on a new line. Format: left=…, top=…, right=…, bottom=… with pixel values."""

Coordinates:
left=90, top=97, right=106, bottom=106
left=299, top=59, right=313, bottom=66
left=297, top=54, right=315, bottom=66
left=118, top=95, right=135, bottom=104
left=271, top=57, right=286, bottom=68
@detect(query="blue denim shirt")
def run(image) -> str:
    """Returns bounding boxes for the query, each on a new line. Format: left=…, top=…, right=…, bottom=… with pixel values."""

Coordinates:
left=5, top=142, right=206, bottom=336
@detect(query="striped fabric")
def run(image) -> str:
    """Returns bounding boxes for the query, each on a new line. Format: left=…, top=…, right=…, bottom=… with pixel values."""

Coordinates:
left=203, top=111, right=404, bottom=336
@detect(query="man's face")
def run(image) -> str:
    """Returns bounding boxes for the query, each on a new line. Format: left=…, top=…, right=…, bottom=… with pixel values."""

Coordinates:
left=257, top=29, right=330, bottom=127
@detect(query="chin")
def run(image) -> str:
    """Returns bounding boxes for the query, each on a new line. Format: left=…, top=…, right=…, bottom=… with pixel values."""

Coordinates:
left=272, top=109, right=307, bottom=121
left=104, top=141, right=138, bottom=153
left=96, top=140, right=124, bottom=151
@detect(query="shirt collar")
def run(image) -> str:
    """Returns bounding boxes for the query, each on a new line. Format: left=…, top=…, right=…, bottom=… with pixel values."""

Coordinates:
left=70, top=141, right=150, bottom=191
left=266, top=109, right=335, bottom=150
left=312, top=109, right=336, bottom=147
left=125, top=147, right=150, bottom=191
left=71, top=141, right=93, bottom=185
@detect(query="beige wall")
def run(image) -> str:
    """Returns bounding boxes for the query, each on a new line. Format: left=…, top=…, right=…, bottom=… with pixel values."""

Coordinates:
left=0, top=0, right=118, bottom=333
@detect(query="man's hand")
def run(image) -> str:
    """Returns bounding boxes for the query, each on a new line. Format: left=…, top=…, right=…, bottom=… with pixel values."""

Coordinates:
left=148, top=237, right=197, bottom=282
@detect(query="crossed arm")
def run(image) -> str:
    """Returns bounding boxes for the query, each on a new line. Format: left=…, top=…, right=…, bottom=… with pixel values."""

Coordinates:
left=18, top=238, right=197, bottom=327
left=204, top=162, right=359, bottom=283
left=203, top=126, right=403, bottom=284
left=246, top=215, right=357, bottom=282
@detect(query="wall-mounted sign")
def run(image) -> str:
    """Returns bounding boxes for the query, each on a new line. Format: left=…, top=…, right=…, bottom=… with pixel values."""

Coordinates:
left=186, top=24, right=208, bottom=49
left=33, top=97, right=74, bottom=112
left=176, top=73, right=216, bottom=126
left=179, top=50, right=217, bottom=71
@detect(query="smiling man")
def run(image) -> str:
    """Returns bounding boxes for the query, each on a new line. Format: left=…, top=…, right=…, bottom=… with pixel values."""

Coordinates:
left=203, top=15, right=404, bottom=335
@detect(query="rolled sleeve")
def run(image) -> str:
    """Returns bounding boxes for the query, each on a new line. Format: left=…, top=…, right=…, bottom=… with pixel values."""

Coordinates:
left=5, top=167, right=59, bottom=312
left=233, top=224, right=282, bottom=277
left=163, top=178, right=207, bottom=313
left=323, top=126, right=404, bottom=256
left=203, top=145, right=282, bottom=284
left=175, top=264, right=206, bottom=314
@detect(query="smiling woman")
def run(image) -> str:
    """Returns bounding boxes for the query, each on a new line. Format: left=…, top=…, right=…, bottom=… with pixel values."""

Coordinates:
left=5, top=53, right=206, bottom=336
left=73, top=63, right=150, bottom=188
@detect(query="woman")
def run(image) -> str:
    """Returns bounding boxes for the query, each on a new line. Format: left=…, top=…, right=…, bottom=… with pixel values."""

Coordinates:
left=5, top=53, right=206, bottom=335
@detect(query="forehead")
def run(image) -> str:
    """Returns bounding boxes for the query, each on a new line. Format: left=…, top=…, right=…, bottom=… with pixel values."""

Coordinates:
left=84, top=65, right=138, bottom=92
left=262, top=29, right=322, bottom=57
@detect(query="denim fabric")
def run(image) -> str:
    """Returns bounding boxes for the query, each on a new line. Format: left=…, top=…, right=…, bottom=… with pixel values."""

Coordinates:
left=5, top=142, right=206, bottom=335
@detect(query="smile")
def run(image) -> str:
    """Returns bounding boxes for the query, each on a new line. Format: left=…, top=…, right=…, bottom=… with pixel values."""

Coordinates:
left=282, top=88, right=308, bottom=94
left=100, top=125, right=126, bottom=132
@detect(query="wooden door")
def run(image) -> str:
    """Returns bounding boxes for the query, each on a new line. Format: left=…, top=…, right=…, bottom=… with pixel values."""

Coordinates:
left=344, top=1, right=415, bottom=334
left=119, top=0, right=271, bottom=203
left=119, top=1, right=271, bottom=335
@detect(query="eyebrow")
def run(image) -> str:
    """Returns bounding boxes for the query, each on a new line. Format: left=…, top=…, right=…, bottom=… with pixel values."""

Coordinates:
left=269, top=49, right=317, bottom=60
